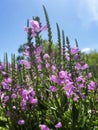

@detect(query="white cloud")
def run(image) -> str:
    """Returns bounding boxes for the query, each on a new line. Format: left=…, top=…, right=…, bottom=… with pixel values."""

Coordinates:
left=75, top=0, right=98, bottom=25
left=81, top=48, right=91, bottom=53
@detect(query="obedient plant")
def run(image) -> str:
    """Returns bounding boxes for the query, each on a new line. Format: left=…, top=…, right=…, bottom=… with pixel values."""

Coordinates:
left=0, top=6, right=98, bottom=130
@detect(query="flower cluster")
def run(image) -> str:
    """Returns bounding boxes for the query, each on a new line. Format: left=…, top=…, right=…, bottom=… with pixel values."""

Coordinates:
left=24, top=19, right=47, bottom=37
left=0, top=17, right=98, bottom=130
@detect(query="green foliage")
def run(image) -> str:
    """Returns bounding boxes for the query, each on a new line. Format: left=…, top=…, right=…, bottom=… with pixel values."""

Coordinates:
left=83, top=50, right=98, bottom=79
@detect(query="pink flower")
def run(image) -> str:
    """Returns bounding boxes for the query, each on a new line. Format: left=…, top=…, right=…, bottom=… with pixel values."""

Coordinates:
left=46, top=63, right=50, bottom=69
left=1, top=71, right=7, bottom=76
left=3, top=96, right=9, bottom=103
left=39, top=124, right=50, bottom=130
left=24, top=20, right=47, bottom=37
left=88, top=81, right=95, bottom=90
left=24, top=26, right=28, bottom=32
left=59, top=70, right=67, bottom=79
left=88, top=72, right=92, bottom=78
left=75, top=63, right=81, bottom=70
left=30, top=98, right=38, bottom=104
left=76, top=76, right=85, bottom=83
left=65, top=55, right=70, bottom=61
left=82, top=64, right=89, bottom=70
left=71, top=47, right=78, bottom=55
left=30, top=20, right=40, bottom=32
left=23, top=48, right=30, bottom=56
left=41, top=25, right=48, bottom=31
left=55, top=122, right=62, bottom=128
left=31, top=30, right=37, bottom=37
left=43, top=53, right=50, bottom=60
left=21, top=60, right=31, bottom=69
left=21, top=90, right=28, bottom=100
left=18, top=119, right=25, bottom=125
left=34, top=46, right=43, bottom=55
left=11, top=93, right=17, bottom=98
left=50, top=75, right=59, bottom=83
left=51, top=65, right=56, bottom=71
left=50, top=86, right=58, bottom=92
left=78, top=83, right=84, bottom=88
left=0, top=63, right=5, bottom=70
left=64, top=82, right=74, bottom=97
left=4, top=77, right=12, bottom=84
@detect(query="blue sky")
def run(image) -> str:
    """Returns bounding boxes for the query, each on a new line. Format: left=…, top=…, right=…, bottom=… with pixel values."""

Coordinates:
left=0, top=0, right=98, bottom=61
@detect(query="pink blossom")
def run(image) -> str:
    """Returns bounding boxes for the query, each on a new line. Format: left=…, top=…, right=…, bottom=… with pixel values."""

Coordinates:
left=50, top=86, right=58, bottom=92
left=64, top=82, right=74, bottom=97
left=41, top=25, right=48, bottom=31
left=4, top=77, right=12, bottom=84
left=18, top=119, right=25, bottom=125
left=34, top=46, right=43, bottom=55
left=88, top=81, right=95, bottom=90
left=11, top=93, right=17, bottom=98
left=43, top=53, right=50, bottom=60
left=3, top=95, right=9, bottom=103
left=88, top=72, right=92, bottom=78
left=75, top=63, right=81, bottom=70
left=51, top=65, right=56, bottom=71
left=46, top=63, right=50, bottom=69
left=21, top=90, right=28, bottom=100
left=76, top=76, right=85, bottom=83
left=21, top=60, right=31, bottom=69
left=39, top=124, right=50, bottom=130
left=55, top=122, right=62, bottom=128
left=30, top=20, right=40, bottom=32
left=71, top=47, right=78, bottom=55
left=24, top=26, right=28, bottom=32
left=78, top=83, right=84, bottom=88
left=65, top=55, right=70, bottom=61
left=59, top=70, right=67, bottom=79
left=1, top=71, right=7, bottom=76
left=30, top=98, right=38, bottom=104
left=82, top=64, right=89, bottom=70
left=50, top=75, right=59, bottom=83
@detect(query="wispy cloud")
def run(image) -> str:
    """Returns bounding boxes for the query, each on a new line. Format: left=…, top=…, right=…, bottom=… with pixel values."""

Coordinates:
left=75, top=0, right=98, bottom=25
